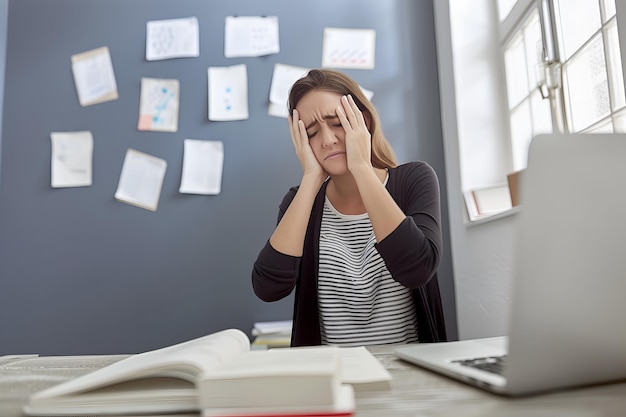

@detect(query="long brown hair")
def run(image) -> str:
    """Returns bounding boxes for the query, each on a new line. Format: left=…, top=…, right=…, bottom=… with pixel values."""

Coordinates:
left=288, top=69, right=398, bottom=169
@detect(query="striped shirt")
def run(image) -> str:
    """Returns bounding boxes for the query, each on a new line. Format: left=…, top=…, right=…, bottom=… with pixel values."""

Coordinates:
left=318, top=196, right=418, bottom=346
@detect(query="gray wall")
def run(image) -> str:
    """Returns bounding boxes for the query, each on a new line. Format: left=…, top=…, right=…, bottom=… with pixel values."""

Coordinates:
left=0, top=0, right=6, bottom=173
left=0, top=0, right=456, bottom=355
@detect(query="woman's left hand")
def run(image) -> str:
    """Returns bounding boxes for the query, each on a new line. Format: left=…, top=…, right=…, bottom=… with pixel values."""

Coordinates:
left=336, top=95, right=372, bottom=172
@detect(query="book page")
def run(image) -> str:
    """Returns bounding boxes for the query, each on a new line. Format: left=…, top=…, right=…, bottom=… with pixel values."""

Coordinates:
left=336, top=346, right=392, bottom=389
left=30, top=329, right=250, bottom=400
left=268, top=346, right=392, bottom=390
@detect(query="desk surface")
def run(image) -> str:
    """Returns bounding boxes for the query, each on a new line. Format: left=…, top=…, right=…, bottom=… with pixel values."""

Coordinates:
left=1, top=345, right=625, bottom=417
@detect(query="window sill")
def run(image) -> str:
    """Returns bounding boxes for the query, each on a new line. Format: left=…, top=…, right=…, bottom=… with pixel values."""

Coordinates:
left=465, top=206, right=520, bottom=227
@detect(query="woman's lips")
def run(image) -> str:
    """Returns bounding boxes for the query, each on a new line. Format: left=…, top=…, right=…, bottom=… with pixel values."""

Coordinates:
left=325, top=152, right=345, bottom=160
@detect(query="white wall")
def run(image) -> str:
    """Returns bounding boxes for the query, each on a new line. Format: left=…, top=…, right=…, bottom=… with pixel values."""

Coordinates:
left=435, top=0, right=626, bottom=340
left=434, top=0, right=516, bottom=340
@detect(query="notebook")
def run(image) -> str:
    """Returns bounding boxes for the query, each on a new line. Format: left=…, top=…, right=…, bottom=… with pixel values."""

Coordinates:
left=395, top=133, right=626, bottom=396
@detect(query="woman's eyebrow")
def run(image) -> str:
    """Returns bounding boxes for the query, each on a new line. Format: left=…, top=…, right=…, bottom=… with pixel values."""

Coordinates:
left=305, top=115, right=339, bottom=130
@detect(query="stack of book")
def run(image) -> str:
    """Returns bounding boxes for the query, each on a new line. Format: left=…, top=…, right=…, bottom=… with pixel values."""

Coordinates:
left=251, top=319, right=293, bottom=349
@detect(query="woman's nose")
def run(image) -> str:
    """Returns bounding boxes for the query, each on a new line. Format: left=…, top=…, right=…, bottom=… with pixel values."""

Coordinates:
left=321, top=128, right=338, bottom=147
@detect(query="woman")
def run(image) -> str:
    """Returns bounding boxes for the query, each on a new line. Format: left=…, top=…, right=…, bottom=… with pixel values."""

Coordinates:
left=252, top=69, right=446, bottom=346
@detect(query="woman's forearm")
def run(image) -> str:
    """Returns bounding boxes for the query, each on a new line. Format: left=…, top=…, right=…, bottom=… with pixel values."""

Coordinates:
left=351, top=165, right=406, bottom=242
left=269, top=173, right=326, bottom=256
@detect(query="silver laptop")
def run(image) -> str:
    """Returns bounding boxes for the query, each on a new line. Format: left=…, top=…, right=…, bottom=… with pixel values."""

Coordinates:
left=395, top=133, right=626, bottom=396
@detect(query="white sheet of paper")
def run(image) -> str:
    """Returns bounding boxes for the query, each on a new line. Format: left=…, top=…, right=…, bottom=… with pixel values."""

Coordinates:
left=71, top=46, right=118, bottom=106
left=50, top=131, right=93, bottom=188
left=267, top=63, right=374, bottom=118
left=224, top=16, right=280, bottom=58
left=322, top=27, right=376, bottom=70
left=114, top=149, right=167, bottom=212
left=268, top=63, right=309, bottom=118
left=137, top=77, right=180, bottom=132
left=146, top=17, right=200, bottom=61
left=360, top=86, right=374, bottom=101
left=208, top=64, right=248, bottom=121
left=179, top=139, right=224, bottom=195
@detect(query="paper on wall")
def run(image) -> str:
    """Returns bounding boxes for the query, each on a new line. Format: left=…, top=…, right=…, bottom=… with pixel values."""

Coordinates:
left=50, top=131, right=93, bottom=188
left=114, top=149, right=167, bottom=212
left=179, top=139, right=224, bottom=195
left=322, top=28, right=376, bottom=70
left=268, top=63, right=309, bottom=118
left=137, top=77, right=180, bottom=132
left=224, top=16, right=280, bottom=58
left=208, top=64, right=249, bottom=121
left=71, top=46, right=119, bottom=106
left=267, top=63, right=374, bottom=118
left=146, top=17, right=200, bottom=61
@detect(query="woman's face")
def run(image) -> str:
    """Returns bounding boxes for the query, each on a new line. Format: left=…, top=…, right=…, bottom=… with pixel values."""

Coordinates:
left=296, top=89, right=348, bottom=176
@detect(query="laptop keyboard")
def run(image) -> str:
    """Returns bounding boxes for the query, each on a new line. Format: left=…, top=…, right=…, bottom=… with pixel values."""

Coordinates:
left=452, top=355, right=507, bottom=375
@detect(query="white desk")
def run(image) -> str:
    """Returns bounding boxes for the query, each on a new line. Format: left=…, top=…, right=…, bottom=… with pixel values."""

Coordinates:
left=1, top=346, right=625, bottom=417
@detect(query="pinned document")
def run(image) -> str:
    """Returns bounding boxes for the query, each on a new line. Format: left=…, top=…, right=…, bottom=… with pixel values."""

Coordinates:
left=114, top=149, right=167, bottom=212
left=224, top=16, right=280, bottom=58
left=50, top=131, right=93, bottom=188
left=268, top=63, right=309, bottom=118
left=322, top=28, right=376, bottom=70
left=146, top=17, right=200, bottom=61
left=208, top=64, right=248, bottom=121
left=179, top=139, right=224, bottom=195
left=71, top=46, right=118, bottom=106
left=137, top=78, right=180, bottom=132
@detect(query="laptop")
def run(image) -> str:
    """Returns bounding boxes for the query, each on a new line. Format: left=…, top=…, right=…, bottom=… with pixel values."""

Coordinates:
left=395, top=133, right=626, bottom=396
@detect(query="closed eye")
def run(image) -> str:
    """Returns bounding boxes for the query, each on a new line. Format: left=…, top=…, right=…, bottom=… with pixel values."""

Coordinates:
left=306, top=130, right=318, bottom=138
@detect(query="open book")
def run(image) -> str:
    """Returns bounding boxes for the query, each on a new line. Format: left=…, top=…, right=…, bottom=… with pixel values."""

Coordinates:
left=24, top=329, right=390, bottom=416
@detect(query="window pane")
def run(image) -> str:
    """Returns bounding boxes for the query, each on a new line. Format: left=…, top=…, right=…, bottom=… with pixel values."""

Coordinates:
left=554, top=0, right=601, bottom=59
left=602, top=0, right=616, bottom=21
left=563, top=35, right=610, bottom=132
left=605, top=20, right=626, bottom=110
left=524, top=11, right=543, bottom=90
left=510, top=100, right=533, bottom=170
left=497, top=0, right=517, bottom=21
left=530, top=90, right=553, bottom=135
left=614, top=109, right=626, bottom=133
left=585, top=118, right=614, bottom=133
left=505, top=34, right=529, bottom=109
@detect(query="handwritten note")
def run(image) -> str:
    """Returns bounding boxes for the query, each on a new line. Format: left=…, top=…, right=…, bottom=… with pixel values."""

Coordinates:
left=114, top=149, right=167, bottom=212
left=224, top=16, right=280, bottom=58
left=179, top=139, right=224, bottom=195
left=208, top=64, right=249, bottom=121
left=322, top=28, right=376, bottom=70
left=50, top=131, right=93, bottom=188
left=71, top=46, right=118, bottom=106
left=137, top=77, right=180, bottom=132
left=146, top=17, right=200, bottom=61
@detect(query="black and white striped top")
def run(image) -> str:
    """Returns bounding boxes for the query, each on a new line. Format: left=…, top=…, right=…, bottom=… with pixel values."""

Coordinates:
left=318, top=196, right=418, bottom=346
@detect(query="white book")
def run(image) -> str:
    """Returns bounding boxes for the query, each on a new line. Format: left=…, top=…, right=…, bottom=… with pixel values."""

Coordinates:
left=23, top=329, right=389, bottom=416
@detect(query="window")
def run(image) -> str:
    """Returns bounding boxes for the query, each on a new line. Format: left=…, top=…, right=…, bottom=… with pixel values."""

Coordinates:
left=500, top=0, right=625, bottom=170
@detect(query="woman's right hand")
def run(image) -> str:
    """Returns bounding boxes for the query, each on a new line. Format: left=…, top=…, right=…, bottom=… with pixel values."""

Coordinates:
left=289, top=109, right=326, bottom=178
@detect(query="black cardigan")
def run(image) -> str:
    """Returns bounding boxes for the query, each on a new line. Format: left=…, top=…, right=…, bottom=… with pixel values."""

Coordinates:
left=252, top=162, right=447, bottom=346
